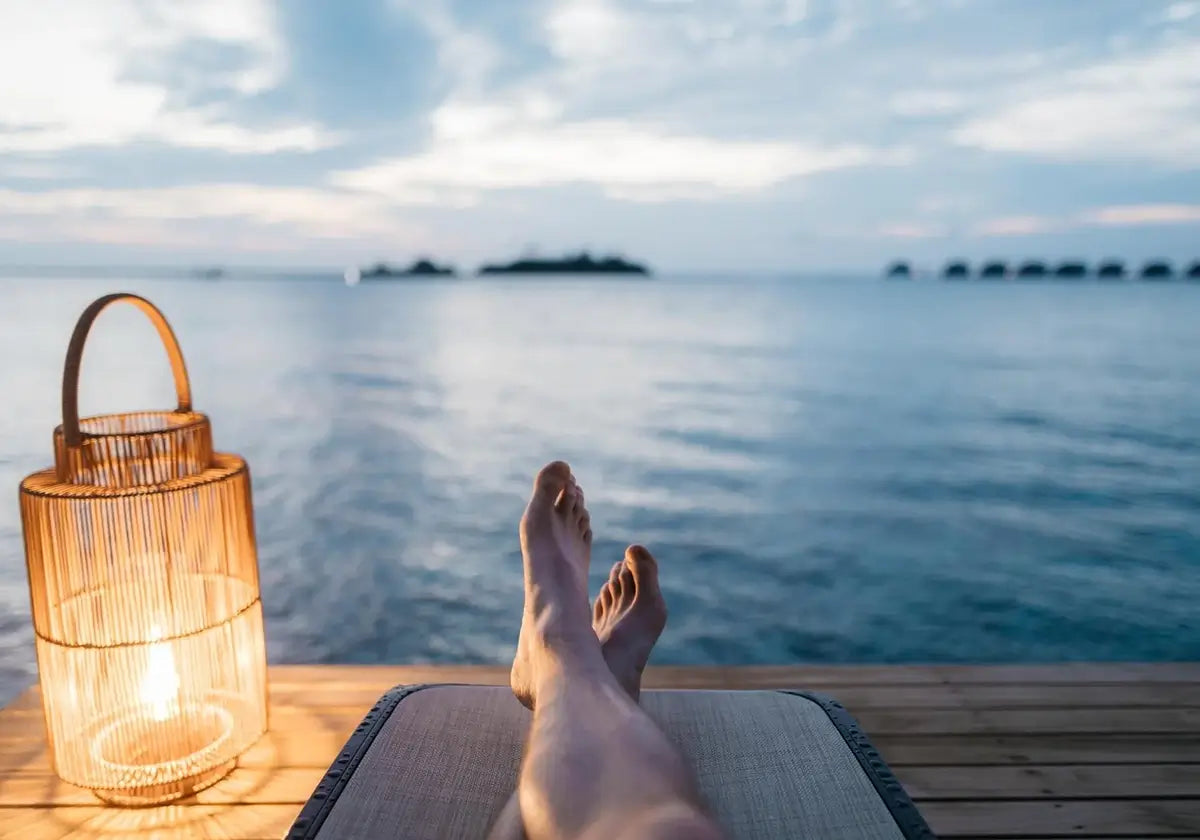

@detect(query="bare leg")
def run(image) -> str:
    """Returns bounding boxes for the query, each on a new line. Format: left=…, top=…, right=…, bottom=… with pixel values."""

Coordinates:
left=500, top=462, right=724, bottom=840
left=491, top=504, right=670, bottom=839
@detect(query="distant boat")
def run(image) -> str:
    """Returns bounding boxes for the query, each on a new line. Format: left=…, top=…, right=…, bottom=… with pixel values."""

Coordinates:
left=479, top=252, right=649, bottom=275
left=885, top=261, right=912, bottom=279
left=1140, top=261, right=1173, bottom=280
left=1054, top=261, right=1087, bottom=279
left=358, top=259, right=456, bottom=280
left=1016, top=261, right=1047, bottom=279
left=1097, top=260, right=1126, bottom=280
left=1186, top=261, right=1200, bottom=280
left=980, top=260, right=1008, bottom=280
left=943, top=260, right=970, bottom=280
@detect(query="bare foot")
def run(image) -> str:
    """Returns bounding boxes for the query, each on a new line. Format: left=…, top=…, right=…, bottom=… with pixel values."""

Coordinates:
left=511, top=461, right=601, bottom=709
left=593, top=545, right=668, bottom=702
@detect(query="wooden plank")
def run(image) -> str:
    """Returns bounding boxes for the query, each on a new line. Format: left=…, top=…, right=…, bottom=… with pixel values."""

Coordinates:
left=854, top=707, right=1200, bottom=736
left=8, top=664, right=1200, bottom=716
left=0, top=804, right=300, bottom=840
left=0, top=766, right=325, bottom=807
left=15, top=762, right=1200, bottom=807
left=0, top=727, right=351, bottom=774
left=897, top=764, right=1200, bottom=800
left=261, top=680, right=1200, bottom=711
left=875, top=734, right=1200, bottom=766
left=923, top=798, right=1200, bottom=836
left=264, top=662, right=1200, bottom=687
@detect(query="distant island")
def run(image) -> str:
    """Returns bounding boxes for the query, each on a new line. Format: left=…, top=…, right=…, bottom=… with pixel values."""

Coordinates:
left=479, top=252, right=650, bottom=275
left=355, top=259, right=456, bottom=281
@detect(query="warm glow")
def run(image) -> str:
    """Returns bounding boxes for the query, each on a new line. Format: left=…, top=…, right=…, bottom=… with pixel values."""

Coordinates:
left=20, top=293, right=268, bottom=804
left=141, top=625, right=181, bottom=722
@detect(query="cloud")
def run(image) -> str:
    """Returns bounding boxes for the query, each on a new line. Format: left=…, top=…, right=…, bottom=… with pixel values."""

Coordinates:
left=334, top=98, right=899, bottom=202
left=969, top=204, right=1200, bottom=237
left=971, top=215, right=1060, bottom=236
left=1164, top=2, right=1200, bottom=23
left=0, top=185, right=410, bottom=241
left=0, top=0, right=334, bottom=153
left=953, top=38, right=1200, bottom=165
left=878, top=222, right=948, bottom=239
left=890, top=89, right=965, bottom=117
left=1079, top=203, right=1200, bottom=226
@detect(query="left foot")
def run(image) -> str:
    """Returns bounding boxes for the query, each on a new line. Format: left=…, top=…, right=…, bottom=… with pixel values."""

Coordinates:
left=593, top=545, right=668, bottom=701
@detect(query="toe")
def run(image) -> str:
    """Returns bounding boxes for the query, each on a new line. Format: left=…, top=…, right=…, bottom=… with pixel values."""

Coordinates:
left=619, top=566, right=636, bottom=598
left=600, top=584, right=614, bottom=610
left=554, top=483, right=577, bottom=513
left=579, top=510, right=591, bottom=535
left=534, top=461, right=572, bottom=500
left=609, top=561, right=623, bottom=582
left=626, top=545, right=659, bottom=589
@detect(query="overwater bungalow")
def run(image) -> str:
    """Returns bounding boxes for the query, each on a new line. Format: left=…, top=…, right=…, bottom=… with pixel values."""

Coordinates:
left=979, top=260, right=1008, bottom=279
left=1097, top=260, right=1126, bottom=279
left=885, top=261, right=912, bottom=279
left=1141, top=261, right=1173, bottom=280
left=1186, top=261, right=1200, bottom=280
left=1016, top=261, right=1047, bottom=279
left=942, top=260, right=969, bottom=279
left=1055, top=261, right=1087, bottom=279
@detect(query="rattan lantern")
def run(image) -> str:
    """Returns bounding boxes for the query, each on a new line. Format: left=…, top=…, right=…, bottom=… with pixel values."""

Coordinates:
left=18, top=293, right=268, bottom=804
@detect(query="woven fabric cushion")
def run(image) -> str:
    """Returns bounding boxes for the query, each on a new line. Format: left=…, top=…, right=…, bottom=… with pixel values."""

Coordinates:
left=291, top=686, right=930, bottom=840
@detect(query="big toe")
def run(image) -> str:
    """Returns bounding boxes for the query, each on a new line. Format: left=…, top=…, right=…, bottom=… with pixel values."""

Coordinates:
left=626, top=544, right=659, bottom=590
left=532, top=461, right=572, bottom=501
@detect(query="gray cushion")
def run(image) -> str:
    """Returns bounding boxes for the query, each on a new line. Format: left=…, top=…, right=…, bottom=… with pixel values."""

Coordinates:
left=288, top=686, right=931, bottom=840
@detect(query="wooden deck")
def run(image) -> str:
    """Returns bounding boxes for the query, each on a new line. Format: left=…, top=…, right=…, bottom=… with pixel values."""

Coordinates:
left=2, top=663, right=1199, bottom=839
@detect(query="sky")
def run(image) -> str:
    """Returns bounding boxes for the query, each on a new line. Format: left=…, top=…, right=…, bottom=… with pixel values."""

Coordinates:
left=0, top=0, right=1198, bottom=272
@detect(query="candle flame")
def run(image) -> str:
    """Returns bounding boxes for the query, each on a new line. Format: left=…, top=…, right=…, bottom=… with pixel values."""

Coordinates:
left=141, top=624, right=180, bottom=721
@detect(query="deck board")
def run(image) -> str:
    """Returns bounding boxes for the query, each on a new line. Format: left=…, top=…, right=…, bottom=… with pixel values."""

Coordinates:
left=2, top=663, right=1198, bottom=839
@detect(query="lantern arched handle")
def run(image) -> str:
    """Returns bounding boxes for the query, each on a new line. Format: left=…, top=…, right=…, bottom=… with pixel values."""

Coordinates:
left=61, top=293, right=193, bottom=448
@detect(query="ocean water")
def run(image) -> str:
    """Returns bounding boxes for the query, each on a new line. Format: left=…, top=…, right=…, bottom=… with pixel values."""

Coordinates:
left=2, top=274, right=1198, bottom=703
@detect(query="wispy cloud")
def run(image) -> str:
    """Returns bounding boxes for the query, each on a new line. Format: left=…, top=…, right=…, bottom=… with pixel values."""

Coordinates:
left=878, top=222, right=949, bottom=239
left=971, top=215, right=1061, bottom=237
left=954, top=38, right=1200, bottom=165
left=0, top=0, right=334, bottom=153
left=334, top=98, right=898, bottom=202
left=1079, top=203, right=1200, bottom=226
left=890, top=89, right=965, bottom=117
left=969, top=204, right=1200, bottom=237
left=0, top=185, right=410, bottom=241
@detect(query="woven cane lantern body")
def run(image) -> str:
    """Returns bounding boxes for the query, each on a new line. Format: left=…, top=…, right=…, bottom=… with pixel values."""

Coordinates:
left=18, top=294, right=268, bottom=804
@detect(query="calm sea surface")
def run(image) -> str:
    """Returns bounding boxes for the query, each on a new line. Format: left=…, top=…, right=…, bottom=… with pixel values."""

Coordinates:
left=2, top=275, right=1198, bottom=702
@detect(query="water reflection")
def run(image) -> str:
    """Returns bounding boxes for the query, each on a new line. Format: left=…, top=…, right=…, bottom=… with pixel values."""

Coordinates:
left=1, top=277, right=1198, bottom=703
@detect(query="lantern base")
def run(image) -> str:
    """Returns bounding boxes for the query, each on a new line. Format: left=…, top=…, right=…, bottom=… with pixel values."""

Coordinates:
left=91, top=758, right=236, bottom=806
left=82, top=696, right=243, bottom=806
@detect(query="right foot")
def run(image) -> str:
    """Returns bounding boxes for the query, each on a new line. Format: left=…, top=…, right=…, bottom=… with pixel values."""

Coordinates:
left=510, top=461, right=602, bottom=709
left=593, top=545, right=668, bottom=701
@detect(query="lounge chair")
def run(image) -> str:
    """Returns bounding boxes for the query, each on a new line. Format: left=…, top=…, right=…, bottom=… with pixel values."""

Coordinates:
left=286, top=684, right=933, bottom=839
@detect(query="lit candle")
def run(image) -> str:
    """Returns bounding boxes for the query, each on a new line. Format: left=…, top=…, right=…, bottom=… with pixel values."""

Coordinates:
left=141, top=625, right=181, bottom=723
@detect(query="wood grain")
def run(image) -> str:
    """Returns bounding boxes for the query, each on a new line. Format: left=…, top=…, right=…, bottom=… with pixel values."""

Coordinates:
left=3, top=663, right=1199, bottom=839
